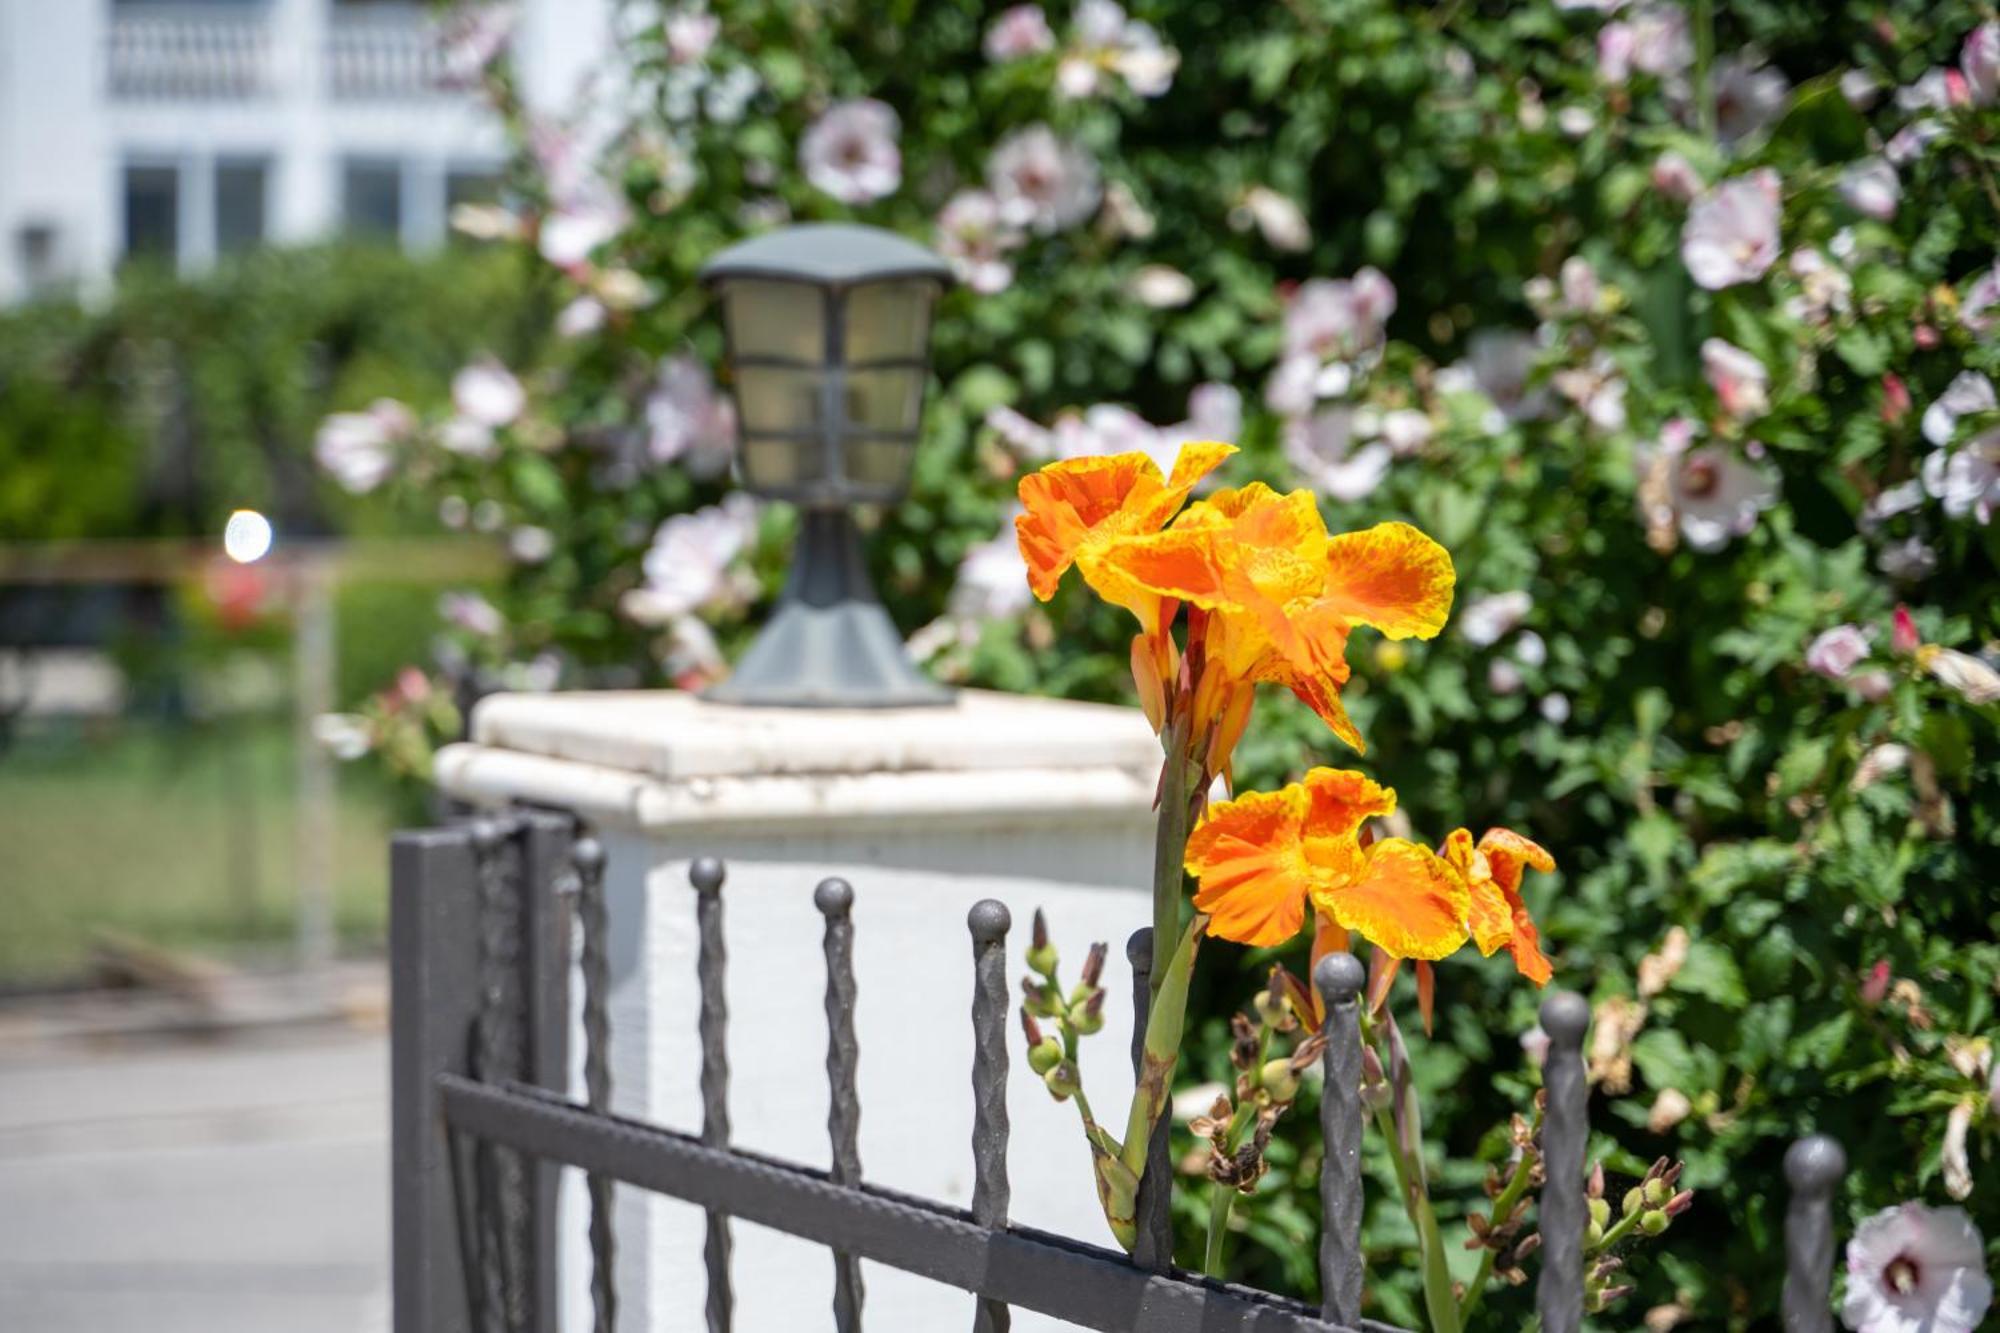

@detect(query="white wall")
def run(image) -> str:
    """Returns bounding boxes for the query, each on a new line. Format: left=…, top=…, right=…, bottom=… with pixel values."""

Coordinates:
left=0, top=0, right=609, bottom=304
left=0, top=0, right=110, bottom=302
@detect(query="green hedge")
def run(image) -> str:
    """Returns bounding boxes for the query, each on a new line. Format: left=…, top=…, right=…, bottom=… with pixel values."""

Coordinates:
left=0, top=243, right=536, bottom=542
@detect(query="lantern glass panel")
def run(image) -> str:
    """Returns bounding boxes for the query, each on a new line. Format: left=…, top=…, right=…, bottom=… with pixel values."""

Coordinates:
left=843, top=280, right=937, bottom=364
left=846, top=438, right=916, bottom=491
left=843, top=367, right=924, bottom=435
left=735, top=366, right=825, bottom=434
left=724, top=279, right=826, bottom=363
left=740, top=436, right=822, bottom=491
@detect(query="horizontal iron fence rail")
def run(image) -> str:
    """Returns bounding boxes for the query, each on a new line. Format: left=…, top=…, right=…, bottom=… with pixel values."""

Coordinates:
left=439, top=1074, right=1397, bottom=1333
left=391, top=811, right=1852, bottom=1333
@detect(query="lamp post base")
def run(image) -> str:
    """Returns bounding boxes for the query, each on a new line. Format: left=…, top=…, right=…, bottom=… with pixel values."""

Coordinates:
left=703, top=507, right=953, bottom=709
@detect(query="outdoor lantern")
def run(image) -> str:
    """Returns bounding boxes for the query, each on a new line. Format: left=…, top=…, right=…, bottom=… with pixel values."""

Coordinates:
left=699, top=222, right=955, bottom=707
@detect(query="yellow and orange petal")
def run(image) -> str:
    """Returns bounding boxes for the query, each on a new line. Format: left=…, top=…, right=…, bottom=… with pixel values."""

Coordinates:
left=1185, top=785, right=1314, bottom=947
left=1311, top=837, right=1470, bottom=963
left=1013, top=442, right=1235, bottom=604
left=1442, top=828, right=1512, bottom=957
left=1316, top=522, right=1456, bottom=641
left=1479, top=828, right=1556, bottom=986
left=1300, top=768, right=1396, bottom=862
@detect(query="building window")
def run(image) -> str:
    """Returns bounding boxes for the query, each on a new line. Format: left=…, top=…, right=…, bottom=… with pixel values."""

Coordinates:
left=215, top=159, right=269, bottom=253
left=123, top=164, right=180, bottom=262
left=342, top=159, right=402, bottom=239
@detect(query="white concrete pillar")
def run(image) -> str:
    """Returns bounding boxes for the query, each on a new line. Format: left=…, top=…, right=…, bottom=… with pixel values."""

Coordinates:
left=436, top=689, right=1163, bottom=1332
left=270, top=0, right=334, bottom=244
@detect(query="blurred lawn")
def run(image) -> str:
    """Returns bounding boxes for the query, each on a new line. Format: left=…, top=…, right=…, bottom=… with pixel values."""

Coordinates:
left=0, top=716, right=408, bottom=986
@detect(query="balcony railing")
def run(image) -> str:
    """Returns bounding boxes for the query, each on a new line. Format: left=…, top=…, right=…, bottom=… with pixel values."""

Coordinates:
left=105, top=6, right=472, bottom=104
left=107, top=8, right=273, bottom=101
left=328, top=8, right=455, bottom=101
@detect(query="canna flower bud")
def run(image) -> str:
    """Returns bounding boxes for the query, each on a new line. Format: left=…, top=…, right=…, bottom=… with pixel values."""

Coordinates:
left=1640, top=1209, right=1670, bottom=1237
left=1642, top=1177, right=1672, bottom=1208
left=1665, top=1189, right=1694, bottom=1218
left=1260, top=1058, right=1300, bottom=1101
left=1588, top=1197, right=1611, bottom=1230
left=1071, top=988, right=1106, bottom=1035
left=1020, top=1008, right=1044, bottom=1047
left=1623, top=1186, right=1646, bottom=1217
left=1043, top=1059, right=1080, bottom=1102
left=1079, top=941, right=1107, bottom=989
left=1253, top=974, right=1290, bottom=1030
left=1021, top=977, right=1061, bottom=1018
left=1587, top=1160, right=1605, bottom=1199
left=1027, top=909, right=1059, bottom=977
left=1029, top=1035, right=1064, bottom=1076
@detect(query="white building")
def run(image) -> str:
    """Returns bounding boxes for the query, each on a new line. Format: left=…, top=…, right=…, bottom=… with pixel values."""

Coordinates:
left=0, top=0, right=610, bottom=304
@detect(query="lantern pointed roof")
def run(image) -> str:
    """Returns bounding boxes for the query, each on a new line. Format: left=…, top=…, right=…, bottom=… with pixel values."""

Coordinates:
left=699, top=223, right=952, bottom=287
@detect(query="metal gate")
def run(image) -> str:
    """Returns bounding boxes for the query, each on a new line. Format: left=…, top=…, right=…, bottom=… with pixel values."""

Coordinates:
left=388, top=811, right=1851, bottom=1333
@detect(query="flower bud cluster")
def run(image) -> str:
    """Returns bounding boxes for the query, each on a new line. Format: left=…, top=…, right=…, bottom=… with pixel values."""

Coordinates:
left=1463, top=1110, right=1546, bottom=1287
left=1585, top=1157, right=1693, bottom=1313
left=1195, top=967, right=1323, bottom=1193
left=1019, top=909, right=1110, bottom=1104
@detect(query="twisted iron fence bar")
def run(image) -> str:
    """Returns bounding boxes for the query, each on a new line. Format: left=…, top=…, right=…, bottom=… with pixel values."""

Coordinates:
left=969, top=900, right=1014, bottom=1333
left=1534, top=992, right=1593, bottom=1333
left=1125, top=928, right=1174, bottom=1273
left=571, top=834, right=616, bottom=1333
left=1314, top=955, right=1367, bottom=1327
left=470, top=816, right=531, bottom=1333
left=437, top=1074, right=1382, bottom=1332
left=817, top=879, right=865, bottom=1332
left=689, top=857, right=734, bottom=1333
left=1783, top=1136, right=1847, bottom=1333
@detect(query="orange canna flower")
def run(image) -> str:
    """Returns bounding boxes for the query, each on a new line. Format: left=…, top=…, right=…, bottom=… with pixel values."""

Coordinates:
left=1441, top=827, right=1557, bottom=986
left=1092, top=483, right=1454, bottom=757
left=1184, top=767, right=1471, bottom=956
left=1016, top=442, right=1236, bottom=731
left=1014, top=442, right=1236, bottom=612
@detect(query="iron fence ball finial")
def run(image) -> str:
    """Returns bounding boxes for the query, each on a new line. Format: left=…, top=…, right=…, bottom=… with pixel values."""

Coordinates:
left=815, top=877, right=854, bottom=918
left=690, top=856, right=726, bottom=895
left=1313, top=951, right=1367, bottom=1006
left=1784, top=1135, right=1847, bottom=1196
left=1540, top=990, right=1592, bottom=1048
left=969, top=899, right=1012, bottom=944
left=1125, top=927, right=1152, bottom=971
left=571, top=835, right=605, bottom=875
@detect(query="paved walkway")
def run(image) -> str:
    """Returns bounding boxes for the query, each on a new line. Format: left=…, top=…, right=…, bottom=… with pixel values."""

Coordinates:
left=0, top=1024, right=389, bottom=1333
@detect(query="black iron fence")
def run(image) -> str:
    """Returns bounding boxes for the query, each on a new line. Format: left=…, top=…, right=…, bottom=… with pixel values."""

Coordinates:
left=389, top=811, right=1852, bottom=1333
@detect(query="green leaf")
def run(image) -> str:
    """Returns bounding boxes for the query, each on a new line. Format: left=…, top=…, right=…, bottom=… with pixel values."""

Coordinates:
left=1833, top=325, right=1889, bottom=377
left=1672, top=938, right=1748, bottom=1009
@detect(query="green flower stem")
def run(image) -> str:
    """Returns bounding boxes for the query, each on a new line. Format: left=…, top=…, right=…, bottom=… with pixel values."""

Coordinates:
left=1204, top=1186, right=1235, bottom=1276
left=1456, top=1116, right=1542, bottom=1324
left=1119, top=915, right=1205, bottom=1179
left=1369, top=1099, right=1460, bottom=1333
left=1201, top=1082, right=1265, bottom=1278
left=1594, top=1207, right=1644, bottom=1255
left=1362, top=1020, right=1460, bottom=1333
left=1148, top=719, right=1197, bottom=1004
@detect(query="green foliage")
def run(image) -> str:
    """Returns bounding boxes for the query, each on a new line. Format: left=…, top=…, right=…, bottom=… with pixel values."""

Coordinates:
left=0, top=243, right=534, bottom=541
left=326, top=1, right=1999, bottom=1326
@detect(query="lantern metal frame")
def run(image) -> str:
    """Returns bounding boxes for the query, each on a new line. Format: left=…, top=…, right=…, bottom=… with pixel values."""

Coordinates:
left=697, top=223, right=955, bottom=709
